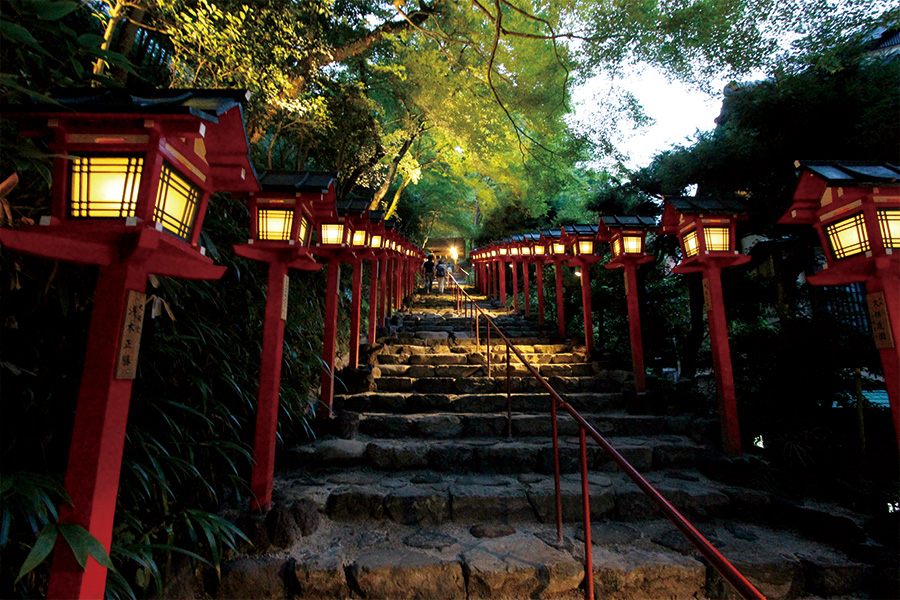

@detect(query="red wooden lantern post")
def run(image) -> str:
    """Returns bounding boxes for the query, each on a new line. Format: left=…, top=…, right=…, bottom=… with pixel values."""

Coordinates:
left=520, top=233, right=540, bottom=317
left=779, top=160, right=900, bottom=453
left=497, top=243, right=508, bottom=305
left=367, top=220, right=385, bottom=343
left=543, top=229, right=569, bottom=338
left=508, top=237, right=521, bottom=312
left=344, top=203, right=375, bottom=368
left=0, top=89, right=257, bottom=599
left=661, top=197, right=750, bottom=457
left=599, top=216, right=657, bottom=393
left=310, top=205, right=355, bottom=418
left=233, top=171, right=332, bottom=511
left=564, top=225, right=601, bottom=353
left=531, top=234, right=548, bottom=326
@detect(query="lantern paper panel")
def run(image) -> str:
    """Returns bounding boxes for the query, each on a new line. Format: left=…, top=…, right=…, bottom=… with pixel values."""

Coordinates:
left=826, top=213, right=869, bottom=259
left=154, top=163, right=200, bottom=241
left=623, top=234, right=643, bottom=254
left=257, top=208, right=293, bottom=241
left=69, top=155, right=143, bottom=218
left=704, top=227, right=731, bottom=253
left=320, top=223, right=345, bottom=245
left=683, top=230, right=699, bottom=257
left=878, top=209, right=900, bottom=248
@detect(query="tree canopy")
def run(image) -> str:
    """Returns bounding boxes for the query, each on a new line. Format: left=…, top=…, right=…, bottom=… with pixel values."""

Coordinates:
left=4, top=0, right=893, bottom=242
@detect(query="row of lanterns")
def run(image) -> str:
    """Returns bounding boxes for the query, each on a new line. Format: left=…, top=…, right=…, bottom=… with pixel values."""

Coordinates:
left=0, top=89, right=423, bottom=600
left=471, top=178, right=899, bottom=463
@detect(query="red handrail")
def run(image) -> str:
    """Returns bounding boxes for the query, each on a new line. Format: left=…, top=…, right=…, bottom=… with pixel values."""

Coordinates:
left=447, top=275, right=766, bottom=600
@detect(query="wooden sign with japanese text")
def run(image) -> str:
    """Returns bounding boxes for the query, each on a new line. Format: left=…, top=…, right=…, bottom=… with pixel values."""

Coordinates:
left=115, top=290, right=146, bottom=379
left=867, top=291, right=895, bottom=349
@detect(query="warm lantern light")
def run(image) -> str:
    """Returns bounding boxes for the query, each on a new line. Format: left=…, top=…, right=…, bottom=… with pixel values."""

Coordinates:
left=450, top=246, right=458, bottom=260
left=499, top=247, right=508, bottom=255
left=298, top=216, right=310, bottom=244
left=577, top=240, right=593, bottom=255
left=511, top=247, right=520, bottom=256
left=256, top=208, right=293, bottom=241
left=879, top=209, right=900, bottom=248
left=320, top=223, right=345, bottom=245
left=351, top=229, right=368, bottom=247
left=825, top=213, right=870, bottom=259
left=623, top=234, right=643, bottom=254
left=703, top=226, right=731, bottom=253
left=553, top=243, right=566, bottom=255
left=683, top=230, right=700, bottom=257
left=534, top=244, right=545, bottom=255
left=370, top=234, right=382, bottom=248
left=521, top=246, right=531, bottom=255
left=69, top=155, right=143, bottom=217
left=70, top=156, right=200, bottom=241
left=574, top=267, right=582, bottom=277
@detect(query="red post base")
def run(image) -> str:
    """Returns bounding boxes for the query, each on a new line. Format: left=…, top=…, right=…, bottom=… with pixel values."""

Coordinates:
left=511, top=261, right=519, bottom=312
left=349, top=261, right=363, bottom=368
left=555, top=262, right=565, bottom=338
left=320, top=259, right=341, bottom=419
left=624, top=264, right=647, bottom=393
left=536, top=262, right=545, bottom=326
left=250, top=262, right=289, bottom=511
left=368, top=260, right=379, bottom=344
left=47, top=261, right=147, bottom=600
left=580, top=265, right=594, bottom=354
left=499, top=260, right=507, bottom=306
left=705, top=267, right=742, bottom=457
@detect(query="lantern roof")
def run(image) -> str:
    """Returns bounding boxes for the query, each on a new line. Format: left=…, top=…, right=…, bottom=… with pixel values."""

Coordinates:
left=256, top=170, right=336, bottom=194
left=660, top=196, right=748, bottom=234
left=6, top=88, right=260, bottom=193
left=540, top=228, right=563, bottom=239
left=562, top=224, right=598, bottom=237
left=524, top=233, right=541, bottom=242
left=796, top=160, right=900, bottom=186
left=337, top=197, right=370, bottom=216
left=511, top=234, right=525, bottom=243
left=599, top=215, right=657, bottom=229
left=369, top=210, right=385, bottom=222
left=3, top=88, right=252, bottom=119
left=780, top=160, right=900, bottom=225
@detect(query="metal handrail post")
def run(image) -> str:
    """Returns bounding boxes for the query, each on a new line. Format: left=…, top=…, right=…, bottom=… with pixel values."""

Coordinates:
left=506, top=344, right=512, bottom=440
left=447, top=282, right=766, bottom=600
left=579, top=426, right=594, bottom=600
left=551, top=396, right=563, bottom=544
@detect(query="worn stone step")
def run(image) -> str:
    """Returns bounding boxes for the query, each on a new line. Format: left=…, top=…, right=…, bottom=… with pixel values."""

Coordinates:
left=334, top=391, right=627, bottom=414
left=356, top=410, right=676, bottom=439
left=374, top=373, right=632, bottom=394
left=274, top=469, right=738, bottom=527
left=376, top=352, right=587, bottom=367
left=379, top=342, right=575, bottom=355
left=214, top=513, right=876, bottom=600
left=284, top=435, right=707, bottom=474
left=381, top=335, right=565, bottom=347
left=374, top=362, right=599, bottom=379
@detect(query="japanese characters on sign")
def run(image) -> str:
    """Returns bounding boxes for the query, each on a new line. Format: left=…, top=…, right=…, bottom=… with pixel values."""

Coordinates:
left=116, top=290, right=147, bottom=379
left=867, top=291, right=895, bottom=349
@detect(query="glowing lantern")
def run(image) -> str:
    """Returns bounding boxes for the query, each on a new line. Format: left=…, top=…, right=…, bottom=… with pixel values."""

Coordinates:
left=780, top=160, right=900, bottom=454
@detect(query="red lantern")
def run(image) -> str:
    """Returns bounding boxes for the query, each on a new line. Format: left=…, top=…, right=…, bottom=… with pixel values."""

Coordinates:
left=779, top=160, right=900, bottom=453
left=660, top=197, right=750, bottom=456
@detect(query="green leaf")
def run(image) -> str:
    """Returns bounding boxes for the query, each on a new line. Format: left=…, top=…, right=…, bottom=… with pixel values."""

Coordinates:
left=0, top=20, right=53, bottom=56
left=15, top=524, right=57, bottom=583
left=36, top=1, right=81, bottom=21
left=57, top=523, right=115, bottom=570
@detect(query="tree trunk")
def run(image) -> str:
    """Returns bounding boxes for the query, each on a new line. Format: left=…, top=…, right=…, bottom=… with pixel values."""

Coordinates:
left=370, top=133, right=417, bottom=210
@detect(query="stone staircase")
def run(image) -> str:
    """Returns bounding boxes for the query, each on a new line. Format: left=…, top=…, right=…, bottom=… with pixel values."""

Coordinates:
left=204, top=289, right=897, bottom=600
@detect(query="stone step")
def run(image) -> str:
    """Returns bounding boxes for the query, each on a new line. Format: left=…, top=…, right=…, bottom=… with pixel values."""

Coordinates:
left=379, top=342, right=576, bottom=355
left=356, top=410, right=678, bottom=440
left=283, top=435, right=707, bottom=474
left=376, top=353, right=588, bottom=369
left=276, top=470, right=739, bottom=526
left=217, top=514, right=877, bottom=600
left=375, top=362, right=598, bottom=379
left=334, top=391, right=627, bottom=414
left=374, top=373, right=632, bottom=394
left=382, top=335, right=566, bottom=347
